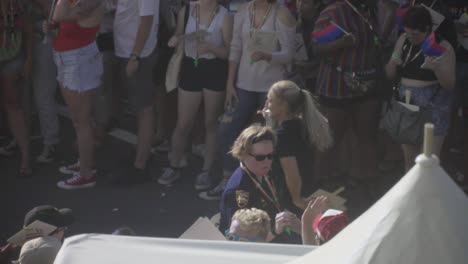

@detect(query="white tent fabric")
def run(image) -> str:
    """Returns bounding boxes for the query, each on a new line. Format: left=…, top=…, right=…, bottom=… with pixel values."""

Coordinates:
left=54, top=234, right=315, bottom=264
left=289, top=154, right=468, bottom=264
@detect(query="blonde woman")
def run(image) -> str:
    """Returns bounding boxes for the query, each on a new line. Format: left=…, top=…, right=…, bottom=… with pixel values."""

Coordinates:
left=266, top=80, right=332, bottom=212
left=157, top=0, right=233, bottom=188
left=200, top=0, right=296, bottom=201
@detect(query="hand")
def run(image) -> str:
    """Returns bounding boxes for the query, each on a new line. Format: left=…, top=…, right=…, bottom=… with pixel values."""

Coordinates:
left=198, top=41, right=213, bottom=55
left=126, top=59, right=139, bottom=77
left=225, top=82, right=238, bottom=108
left=422, top=55, right=442, bottom=71
left=168, top=36, right=179, bottom=48
left=391, top=51, right=403, bottom=66
left=301, top=196, right=327, bottom=224
left=275, top=211, right=301, bottom=235
left=22, top=57, right=32, bottom=80
left=250, top=51, right=272, bottom=63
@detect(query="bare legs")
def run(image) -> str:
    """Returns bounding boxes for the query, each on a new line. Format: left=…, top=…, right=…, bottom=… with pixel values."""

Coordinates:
left=60, top=85, right=95, bottom=178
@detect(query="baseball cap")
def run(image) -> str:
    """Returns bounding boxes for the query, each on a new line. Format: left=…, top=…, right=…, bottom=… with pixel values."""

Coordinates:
left=312, top=209, right=349, bottom=242
left=18, top=236, right=62, bottom=264
left=24, top=205, right=74, bottom=228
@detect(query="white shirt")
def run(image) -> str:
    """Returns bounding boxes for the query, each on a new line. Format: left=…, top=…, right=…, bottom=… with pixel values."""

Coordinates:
left=184, top=4, right=228, bottom=59
left=114, top=0, right=160, bottom=58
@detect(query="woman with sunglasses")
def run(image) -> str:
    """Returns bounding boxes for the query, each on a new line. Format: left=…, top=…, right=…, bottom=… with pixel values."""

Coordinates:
left=219, top=124, right=281, bottom=234
left=264, top=80, right=332, bottom=213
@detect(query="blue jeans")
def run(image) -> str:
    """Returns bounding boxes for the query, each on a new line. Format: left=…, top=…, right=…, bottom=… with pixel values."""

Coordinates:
left=217, top=89, right=267, bottom=176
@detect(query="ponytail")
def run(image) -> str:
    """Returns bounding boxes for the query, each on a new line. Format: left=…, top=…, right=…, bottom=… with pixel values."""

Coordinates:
left=300, top=90, right=333, bottom=151
left=270, top=81, right=333, bottom=151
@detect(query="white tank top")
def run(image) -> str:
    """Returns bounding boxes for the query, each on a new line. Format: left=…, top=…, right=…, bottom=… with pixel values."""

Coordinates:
left=184, top=3, right=228, bottom=59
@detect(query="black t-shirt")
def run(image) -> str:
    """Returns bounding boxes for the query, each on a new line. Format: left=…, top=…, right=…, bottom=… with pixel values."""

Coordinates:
left=444, top=0, right=468, bottom=63
left=272, top=119, right=316, bottom=215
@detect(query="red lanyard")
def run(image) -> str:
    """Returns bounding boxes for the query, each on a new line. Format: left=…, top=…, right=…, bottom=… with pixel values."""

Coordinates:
left=240, top=163, right=281, bottom=212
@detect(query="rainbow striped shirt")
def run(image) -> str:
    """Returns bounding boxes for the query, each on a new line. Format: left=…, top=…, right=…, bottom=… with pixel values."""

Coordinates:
left=312, top=1, right=377, bottom=98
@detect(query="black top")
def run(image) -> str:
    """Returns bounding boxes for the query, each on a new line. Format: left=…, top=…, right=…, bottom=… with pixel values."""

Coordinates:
left=272, top=119, right=316, bottom=216
left=400, top=39, right=438, bottom=81
left=219, top=167, right=279, bottom=233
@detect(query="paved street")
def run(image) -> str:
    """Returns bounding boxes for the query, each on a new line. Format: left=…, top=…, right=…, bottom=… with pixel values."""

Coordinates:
left=1, top=110, right=464, bottom=242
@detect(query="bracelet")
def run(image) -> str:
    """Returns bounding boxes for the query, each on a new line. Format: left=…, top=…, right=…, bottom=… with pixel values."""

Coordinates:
left=391, top=51, right=400, bottom=61
left=130, top=53, right=140, bottom=61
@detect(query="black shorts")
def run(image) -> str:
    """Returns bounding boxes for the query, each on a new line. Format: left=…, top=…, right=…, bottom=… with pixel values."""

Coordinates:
left=179, top=56, right=227, bottom=92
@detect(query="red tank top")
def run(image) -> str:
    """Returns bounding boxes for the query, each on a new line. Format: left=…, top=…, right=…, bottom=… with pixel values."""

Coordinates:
left=53, top=22, right=99, bottom=52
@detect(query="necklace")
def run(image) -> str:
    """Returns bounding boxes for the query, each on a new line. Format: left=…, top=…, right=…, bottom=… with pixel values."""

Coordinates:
left=249, top=1, right=272, bottom=64
left=402, top=44, right=422, bottom=68
left=240, top=162, right=281, bottom=212
left=194, top=2, right=219, bottom=67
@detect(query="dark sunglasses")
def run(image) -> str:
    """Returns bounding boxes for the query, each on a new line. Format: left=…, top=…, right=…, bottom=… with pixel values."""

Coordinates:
left=249, top=152, right=274, bottom=161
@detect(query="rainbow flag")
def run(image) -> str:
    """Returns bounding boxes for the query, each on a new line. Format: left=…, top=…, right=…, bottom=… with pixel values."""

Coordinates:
left=312, top=23, right=345, bottom=43
left=420, top=32, right=446, bottom=57
left=396, top=7, right=410, bottom=33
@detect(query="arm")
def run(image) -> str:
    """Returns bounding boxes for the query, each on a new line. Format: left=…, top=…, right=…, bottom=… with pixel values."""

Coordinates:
left=167, top=6, right=187, bottom=47
left=225, top=4, right=247, bottom=106
left=202, top=13, right=233, bottom=59
left=131, top=15, right=154, bottom=57
left=385, top=34, right=406, bottom=81
left=269, top=6, right=296, bottom=64
left=280, top=157, right=306, bottom=210
left=425, top=41, right=456, bottom=90
left=301, top=196, right=327, bottom=245
left=311, top=7, right=354, bottom=57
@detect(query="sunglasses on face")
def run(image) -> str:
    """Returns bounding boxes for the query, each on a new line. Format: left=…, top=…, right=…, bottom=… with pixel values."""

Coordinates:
left=249, top=152, right=274, bottom=161
left=224, top=230, right=260, bottom=242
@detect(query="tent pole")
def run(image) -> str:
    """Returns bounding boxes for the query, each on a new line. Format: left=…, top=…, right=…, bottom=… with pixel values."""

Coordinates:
left=423, top=123, right=434, bottom=157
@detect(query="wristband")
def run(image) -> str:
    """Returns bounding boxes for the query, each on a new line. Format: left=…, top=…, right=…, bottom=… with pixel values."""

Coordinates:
left=130, top=53, right=140, bottom=61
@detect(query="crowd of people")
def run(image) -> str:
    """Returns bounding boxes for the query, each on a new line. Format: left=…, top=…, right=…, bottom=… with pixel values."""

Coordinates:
left=1, top=0, right=467, bottom=262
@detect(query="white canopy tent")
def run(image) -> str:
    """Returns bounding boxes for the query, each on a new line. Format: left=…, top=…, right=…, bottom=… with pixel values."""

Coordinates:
left=289, top=153, right=468, bottom=264
left=54, top=234, right=315, bottom=264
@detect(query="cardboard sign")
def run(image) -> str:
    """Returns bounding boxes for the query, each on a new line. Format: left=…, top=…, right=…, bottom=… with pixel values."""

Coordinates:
left=7, top=220, right=57, bottom=246
left=180, top=217, right=227, bottom=241
left=421, top=4, right=445, bottom=31
left=248, top=31, right=278, bottom=54
left=306, top=187, right=347, bottom=211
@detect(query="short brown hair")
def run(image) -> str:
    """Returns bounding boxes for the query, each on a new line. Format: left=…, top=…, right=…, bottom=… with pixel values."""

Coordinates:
left=229, top=124, right=276, bottom=160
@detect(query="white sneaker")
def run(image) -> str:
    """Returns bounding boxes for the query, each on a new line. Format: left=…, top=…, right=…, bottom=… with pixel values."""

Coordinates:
left=198, top=179, right=227, bottom=201
left=36, top=145, right=57, bottom=163
left=158, top=167, right=181, bottom=185
left=194, top=171, right=212, bottom=191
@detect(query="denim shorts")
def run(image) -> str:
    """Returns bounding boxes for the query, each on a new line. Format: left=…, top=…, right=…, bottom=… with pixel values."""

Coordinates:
left=399, top=83, right=453, bottom=136
left=53, top=42, right=103, bottom=92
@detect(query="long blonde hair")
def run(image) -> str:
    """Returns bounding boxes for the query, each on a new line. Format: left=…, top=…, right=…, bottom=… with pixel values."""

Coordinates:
left=270, top=80, right=333, bottom=151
